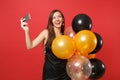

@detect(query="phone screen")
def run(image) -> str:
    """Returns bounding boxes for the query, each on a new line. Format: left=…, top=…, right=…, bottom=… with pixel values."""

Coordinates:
left=23, top=13, right=31, bottom=22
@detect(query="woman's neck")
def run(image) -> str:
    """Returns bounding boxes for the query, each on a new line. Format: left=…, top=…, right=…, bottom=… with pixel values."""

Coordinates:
left=54, top=27, right=62, bottom=37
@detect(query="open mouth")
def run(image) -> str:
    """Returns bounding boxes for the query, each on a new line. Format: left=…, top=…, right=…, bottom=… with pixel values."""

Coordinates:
left=54, top=21, right=62, bottom=26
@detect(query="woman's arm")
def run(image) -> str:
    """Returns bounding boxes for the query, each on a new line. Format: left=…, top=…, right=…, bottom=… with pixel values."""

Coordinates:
left=20, top=18, right=48, bottom=49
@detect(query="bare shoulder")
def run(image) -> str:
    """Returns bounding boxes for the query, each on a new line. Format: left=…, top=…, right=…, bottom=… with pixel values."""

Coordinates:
left=39, top=29, right=48, bottom=36
left=42, top=29, right=48, bottom=34
left=41, top=29, right=48, bottom=45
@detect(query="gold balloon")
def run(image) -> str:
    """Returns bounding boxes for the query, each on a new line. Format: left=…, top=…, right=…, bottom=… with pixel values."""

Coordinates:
left=52, top=35, right=75, bottom=59
left=87, top=54, right=96, bottom=59
left=74, top=50, right=95, bottom=58
left=74, top=30, right=97, bottom=55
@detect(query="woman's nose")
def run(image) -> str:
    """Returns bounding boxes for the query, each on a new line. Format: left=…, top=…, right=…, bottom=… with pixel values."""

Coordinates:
left=56, top=17, right=59, bottom=20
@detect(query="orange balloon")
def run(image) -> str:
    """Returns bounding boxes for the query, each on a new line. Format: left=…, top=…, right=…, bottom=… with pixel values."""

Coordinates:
left=52, top=35, right=75, bottom=59
left=87, top=54, right=96, bottom=59
left=74, top=30, right=97, bottom=55
left=73, top=50, right=89, bottom=58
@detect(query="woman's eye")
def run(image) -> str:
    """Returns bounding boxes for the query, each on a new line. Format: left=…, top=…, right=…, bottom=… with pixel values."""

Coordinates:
left=53, top=15, right=62, bottom=19
left=58, top=16, right=62, bottom=18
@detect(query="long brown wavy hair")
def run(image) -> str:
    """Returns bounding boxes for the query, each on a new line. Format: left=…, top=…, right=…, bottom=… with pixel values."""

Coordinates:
left=45, top=9, right=65, bottom=47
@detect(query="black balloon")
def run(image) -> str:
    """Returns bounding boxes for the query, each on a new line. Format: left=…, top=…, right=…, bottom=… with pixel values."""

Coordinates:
left=89, top=58, right=106, bottom=80
left=72, top=14, right=92, bottom=33
left=90, top=32, right=103, bottom=54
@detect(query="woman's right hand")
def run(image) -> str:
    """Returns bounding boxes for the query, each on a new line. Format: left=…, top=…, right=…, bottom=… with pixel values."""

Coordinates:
left=20, top=18, right=29, bottom=31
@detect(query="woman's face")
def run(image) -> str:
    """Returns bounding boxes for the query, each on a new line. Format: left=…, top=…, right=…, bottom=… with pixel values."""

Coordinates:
left=52, top=11, right=63, bottom=28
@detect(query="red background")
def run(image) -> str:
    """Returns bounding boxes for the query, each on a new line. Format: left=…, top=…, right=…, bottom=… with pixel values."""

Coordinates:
left=0, top=0, right=120, bottom=80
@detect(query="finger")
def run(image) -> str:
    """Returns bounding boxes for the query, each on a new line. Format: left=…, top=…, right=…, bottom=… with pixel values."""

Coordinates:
left=22, top=22, right=28, bottom=27
left=20, top=17, right=26, bottom=22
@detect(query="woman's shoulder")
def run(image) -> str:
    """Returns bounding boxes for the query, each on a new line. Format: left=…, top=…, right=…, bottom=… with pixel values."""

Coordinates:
left=41, top=29, right=49, bottom=45
left=42, top=29, right=48, bottom=33
left=40, top=29, right=48, bottom=35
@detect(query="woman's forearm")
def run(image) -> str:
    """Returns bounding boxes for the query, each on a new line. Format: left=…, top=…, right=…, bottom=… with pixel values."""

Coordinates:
left=25, top=30, right=33, bottom=49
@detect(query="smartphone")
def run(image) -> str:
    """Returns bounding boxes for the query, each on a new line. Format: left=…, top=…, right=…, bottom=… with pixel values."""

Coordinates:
left=23, top=13, right=31, bottom=22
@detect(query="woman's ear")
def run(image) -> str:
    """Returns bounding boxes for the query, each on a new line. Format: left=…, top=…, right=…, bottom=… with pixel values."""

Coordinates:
left=62, top=21, right=64, bottom=26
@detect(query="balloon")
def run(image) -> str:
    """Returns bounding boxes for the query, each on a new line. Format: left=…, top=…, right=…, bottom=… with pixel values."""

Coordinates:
left=66, top=55, right=92, bottom=80
left=74, top=51, right=96, bottom=59
left=89, top=58, right=106, bottom=79
left=90, top=32, right=103, bottom=54
left=87, top=54, right=96, bottom=59
left=52, top=35, right=75, bottom=59
left=64, top=26, right=75, bottom=38
left=72, top=14, right=92, bottom=33
left=74, top=30, right=97, bottom=55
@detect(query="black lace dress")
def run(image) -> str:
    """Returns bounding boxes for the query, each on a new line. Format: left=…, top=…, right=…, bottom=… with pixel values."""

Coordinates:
left=42, top=47, right=70, bottom=80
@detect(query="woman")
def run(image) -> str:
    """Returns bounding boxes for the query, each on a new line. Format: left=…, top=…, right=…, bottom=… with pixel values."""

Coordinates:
left=20, top=10, right=70, bottom=80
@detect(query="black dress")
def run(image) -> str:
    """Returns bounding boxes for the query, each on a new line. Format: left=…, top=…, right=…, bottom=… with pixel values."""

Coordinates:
left=42, top=47, right=71, bottom=80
